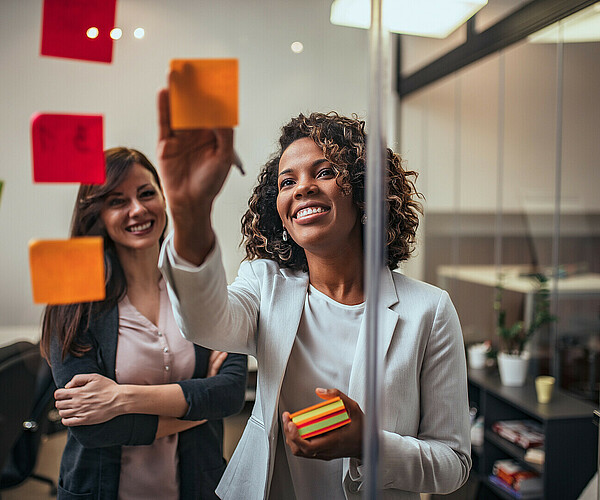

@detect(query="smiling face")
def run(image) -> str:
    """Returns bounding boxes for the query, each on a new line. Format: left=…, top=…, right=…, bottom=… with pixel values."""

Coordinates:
left=100, top=163, right=166, bottom=254
left=276, top=137, right=361, bottom=258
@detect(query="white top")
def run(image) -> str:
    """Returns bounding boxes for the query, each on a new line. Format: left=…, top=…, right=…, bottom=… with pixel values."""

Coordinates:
left=270, top=285, right=364, bottom=500
left=115, top=280, right=195, bottom=500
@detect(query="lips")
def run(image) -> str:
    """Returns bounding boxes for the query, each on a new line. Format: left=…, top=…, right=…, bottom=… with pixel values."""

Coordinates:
left=126, top=221, right=153, bottom=232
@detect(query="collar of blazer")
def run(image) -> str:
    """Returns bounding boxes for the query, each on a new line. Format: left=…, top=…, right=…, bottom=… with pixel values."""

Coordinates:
left=347, top=267, right=400, bottom=407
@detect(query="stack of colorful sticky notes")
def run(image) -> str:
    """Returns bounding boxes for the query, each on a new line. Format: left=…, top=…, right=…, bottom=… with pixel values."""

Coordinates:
left=290, top=397, right=351, bottom=439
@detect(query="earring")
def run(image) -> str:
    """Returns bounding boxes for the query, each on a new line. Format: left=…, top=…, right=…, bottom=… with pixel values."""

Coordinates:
left=282, top=228, right=288, bottom=242
left=361, top=213, right=367, bottom=225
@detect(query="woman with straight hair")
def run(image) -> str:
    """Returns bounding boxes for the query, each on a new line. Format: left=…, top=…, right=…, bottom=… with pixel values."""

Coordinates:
left=41, top=147, right=247, bottom=500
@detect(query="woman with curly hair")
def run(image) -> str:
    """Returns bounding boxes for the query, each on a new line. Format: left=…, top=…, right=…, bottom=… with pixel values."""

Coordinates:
left=157, top=87, right=471, bottom=499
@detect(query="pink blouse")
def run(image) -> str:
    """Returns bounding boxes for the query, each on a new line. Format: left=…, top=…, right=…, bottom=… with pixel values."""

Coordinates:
left=115, top=279, right=195, bottom=500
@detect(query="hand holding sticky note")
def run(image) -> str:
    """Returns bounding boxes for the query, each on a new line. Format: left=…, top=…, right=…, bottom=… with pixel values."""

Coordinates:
left=29, top=238, right=105, bottom=305
left=289, top=397, right=351, bottom=439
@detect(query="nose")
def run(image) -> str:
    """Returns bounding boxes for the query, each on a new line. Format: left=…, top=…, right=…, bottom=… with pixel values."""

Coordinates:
left=129, top=199, right=147, bottom=217
left=293, top=177, right=318, bottom=199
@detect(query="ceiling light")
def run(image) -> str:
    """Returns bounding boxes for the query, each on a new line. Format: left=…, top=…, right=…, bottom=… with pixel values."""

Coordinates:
left=291, top=41, right=304, bottom=53
left=86, top=27, right=99, bottom=39
left=133, top=27, right=145, bottom=39
left=330, top=0, right=487, bottom=38
left=110, top=28, right=122, bottom=40
left=528, top=2, right=600, bottom=43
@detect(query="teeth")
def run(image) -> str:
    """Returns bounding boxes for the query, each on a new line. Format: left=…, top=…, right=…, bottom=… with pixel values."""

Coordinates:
left=128, top=222, right=152, bottom=232
left=296, top=207, right=327, bottom=219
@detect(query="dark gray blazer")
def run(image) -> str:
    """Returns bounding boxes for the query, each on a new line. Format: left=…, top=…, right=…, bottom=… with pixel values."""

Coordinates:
left=50, top=306, right=247, bottom=500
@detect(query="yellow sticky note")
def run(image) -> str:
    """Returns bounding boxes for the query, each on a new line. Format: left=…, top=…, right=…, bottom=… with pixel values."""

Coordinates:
left=169, top=58, right=238, bottom=129
left=29, top=238, right=105, bottom=304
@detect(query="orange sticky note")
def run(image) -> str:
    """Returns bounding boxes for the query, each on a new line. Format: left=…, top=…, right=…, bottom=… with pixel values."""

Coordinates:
left=31, top=113, right=105, bottom=184
left=29, top=238, right=105, bottom=305
left=169, top=59, right=238, bottom=129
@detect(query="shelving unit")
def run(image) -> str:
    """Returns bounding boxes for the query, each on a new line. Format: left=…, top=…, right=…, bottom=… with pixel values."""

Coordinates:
left=468, top=368, right=598, bottom=499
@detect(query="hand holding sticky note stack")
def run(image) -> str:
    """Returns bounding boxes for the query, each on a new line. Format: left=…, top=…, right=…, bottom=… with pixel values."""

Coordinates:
left=289, top=397, right=351, bottom=439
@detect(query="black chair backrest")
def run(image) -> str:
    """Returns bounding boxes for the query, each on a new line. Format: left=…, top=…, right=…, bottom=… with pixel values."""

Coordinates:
left=0, top=342, right=41, bottom=475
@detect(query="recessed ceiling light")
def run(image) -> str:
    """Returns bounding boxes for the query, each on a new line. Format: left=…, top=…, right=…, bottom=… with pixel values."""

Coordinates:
left=110, top=28, right=122, bottom=40
left=134, top=27, right=145, bottom=39
left=86, top=27, right=99, bottom=39
left=291, top=41, right=304, bottom=53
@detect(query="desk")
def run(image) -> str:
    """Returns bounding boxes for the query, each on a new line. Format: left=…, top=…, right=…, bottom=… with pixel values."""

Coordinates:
left=437, top=265, right=600, bottom=328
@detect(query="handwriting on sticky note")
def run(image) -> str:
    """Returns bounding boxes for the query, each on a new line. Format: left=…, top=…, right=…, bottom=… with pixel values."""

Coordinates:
left=40, top=0, right=117, bottom=63
left=31, top=113, right=105, bottom=183
left=29, top=238, right=105, bottom=305
left=169, top=59, right=238, bottom=129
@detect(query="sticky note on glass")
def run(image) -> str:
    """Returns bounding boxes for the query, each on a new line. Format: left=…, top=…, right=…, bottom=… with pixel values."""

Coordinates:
left=29, top=238, right=105, bottom=305
left=169, top=59, right=238, bottom=129
left=40, top=0, right=117, bottom=63
left=290, top=397, right=351, bottom=439
left=31, top=113, right=105, bottom=183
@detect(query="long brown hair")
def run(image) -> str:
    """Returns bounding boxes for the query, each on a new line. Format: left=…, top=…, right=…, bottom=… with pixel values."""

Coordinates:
left=40, top=148, right=166, bottom=362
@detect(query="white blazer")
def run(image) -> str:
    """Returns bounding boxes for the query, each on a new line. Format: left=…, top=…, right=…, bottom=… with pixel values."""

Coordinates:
left=159, top=235, right=471, bottom=499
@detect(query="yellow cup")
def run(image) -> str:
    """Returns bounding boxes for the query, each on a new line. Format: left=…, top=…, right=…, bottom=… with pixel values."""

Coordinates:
left=535, top=376, right=555, bottom=404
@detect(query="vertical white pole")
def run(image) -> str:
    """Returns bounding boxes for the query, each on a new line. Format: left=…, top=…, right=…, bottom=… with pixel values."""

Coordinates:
left=364, top=0, right=388, bottom=497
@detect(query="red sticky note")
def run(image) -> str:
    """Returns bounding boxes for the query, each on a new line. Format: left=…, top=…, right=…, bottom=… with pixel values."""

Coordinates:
left=40, top=0, right=117, bottom=63
left=169, top=59, right=238, bottom=129
left=29, top=238, right=106, bottom=305
left=31, top=113, right=105, bottom=184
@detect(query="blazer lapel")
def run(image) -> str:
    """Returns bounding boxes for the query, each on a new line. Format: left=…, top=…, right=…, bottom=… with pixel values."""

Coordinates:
left=348, top=267, right=399, bottom=408
left=89, top=306, right=119, bottom=379
left=260, top=271, right=309, bottom=433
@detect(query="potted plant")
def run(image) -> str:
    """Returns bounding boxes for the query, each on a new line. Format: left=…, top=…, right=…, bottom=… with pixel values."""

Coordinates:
left=494, top=273, right=556, bottom=386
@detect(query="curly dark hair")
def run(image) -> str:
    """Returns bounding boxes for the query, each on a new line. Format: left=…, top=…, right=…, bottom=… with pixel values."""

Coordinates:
left=241, top=112, right=422, bottom=271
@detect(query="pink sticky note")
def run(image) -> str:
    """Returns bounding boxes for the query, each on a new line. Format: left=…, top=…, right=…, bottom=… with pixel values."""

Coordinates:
left=31, top=113, right=105, bottom=184
left=40, top=0, right=117, bottom=64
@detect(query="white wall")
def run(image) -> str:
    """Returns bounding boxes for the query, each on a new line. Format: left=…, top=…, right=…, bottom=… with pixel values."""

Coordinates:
left=0, top=0, right=378, bottom=329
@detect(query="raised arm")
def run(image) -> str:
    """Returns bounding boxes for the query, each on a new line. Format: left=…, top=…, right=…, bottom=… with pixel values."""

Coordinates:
left=156, top=87, right=235, bottom=265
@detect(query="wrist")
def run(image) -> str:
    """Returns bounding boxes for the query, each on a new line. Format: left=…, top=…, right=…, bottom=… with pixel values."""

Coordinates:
left=119, top=384, right=136, bottom=414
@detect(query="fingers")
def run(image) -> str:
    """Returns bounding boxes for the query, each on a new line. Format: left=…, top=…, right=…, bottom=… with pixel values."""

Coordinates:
left=157, top=87, right=172, bottom=143
left=207, top=350, right=228, bottom=377
left=315, top=387, right=340, bottom=400
left=65, top=373, right=95, bottom=389
left=214, top=128, right=235, bottom=164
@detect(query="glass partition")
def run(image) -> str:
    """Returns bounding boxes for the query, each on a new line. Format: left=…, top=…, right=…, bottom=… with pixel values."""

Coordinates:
left=400, top=15, right=600, bottom=403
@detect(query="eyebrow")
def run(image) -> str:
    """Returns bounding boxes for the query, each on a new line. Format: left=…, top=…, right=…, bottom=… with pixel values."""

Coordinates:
left=278, top=158, right=329, bottom=177
left=105, top=184, right=153, bottom=197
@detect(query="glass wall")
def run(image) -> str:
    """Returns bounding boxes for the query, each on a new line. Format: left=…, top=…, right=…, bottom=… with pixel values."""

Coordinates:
left=400, top=16, right=600, bottom=403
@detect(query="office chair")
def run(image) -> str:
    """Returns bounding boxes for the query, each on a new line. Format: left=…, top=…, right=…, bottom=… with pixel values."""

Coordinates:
left=0, top=341, right=57, bottom=497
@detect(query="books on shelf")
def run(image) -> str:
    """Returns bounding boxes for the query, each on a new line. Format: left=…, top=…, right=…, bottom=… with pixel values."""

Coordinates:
left=492, top=420, right=545, bottom=449
left=488, top=475, right=542, bottom=499
left=489, top=459, right=543, bottom=499
left=524, top=447, right=545, bottom=465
